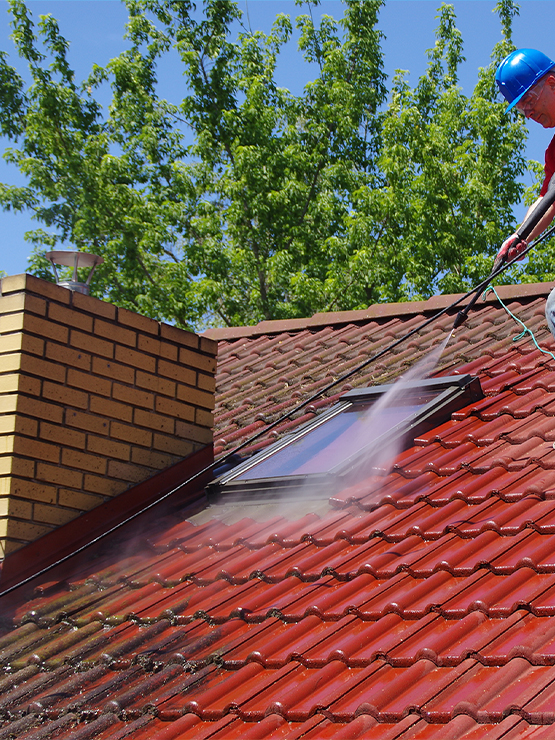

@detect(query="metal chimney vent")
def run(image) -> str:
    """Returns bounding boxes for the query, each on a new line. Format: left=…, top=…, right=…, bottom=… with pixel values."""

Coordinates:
left=45, top=251, right=104, bottom=295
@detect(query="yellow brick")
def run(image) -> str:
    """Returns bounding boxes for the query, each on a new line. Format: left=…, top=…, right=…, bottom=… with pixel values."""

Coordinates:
left=155, top=395, right=195, bottom=423
left=33, top=503, right=78, bottom=526
left=26, top=275, right=71, bottom=304
left=157, top=359, right=196, bottom=386
left=107, top=459, right=152, bottom=482
left=37, top=462, right=83, bottom=488
left=131, top=447, right=178, bottom=470
left=0, top=540, right=22, bottom=557
left=137, top=334, right=162, bottom=356
left=135, top=370, right=175, bottom=398
left=48, top=302, right=93, bottom=333
left=176, top=384, right=215, bottom=411
left=5, top=518, right=51, bottom=543
left=0, top=333, right=22, bottom=354
left=61, top=448, right=107, bottom=475
left=0, top=371, right=41, bottom=397
left=16, top=395, right=65, bottom=424
left=21, top=333, right=45, bottom=356
left=11, top=457, right=36, bottom=477
left=117, top=307, right=159, bottom=335
left=114, top=344, right=156, bottom=373
left=0, top=312, right=24, bottom=334
left=45, top=341, right=92, bottom=371
left=179, top=347, right=216, bottom=375
left=24, top=292, right=50, bottom=316
left=112, top=382, right=154, bottom=410
left=71, top=290, right=116, bottom=320
left=152, top=433, right=195, bottom=457
left=58, top=488, right=105, bottom=511
left=0, top=456, right=35, bottom=477
left=160, top=323, right=199, bottom=349
left=18, top=375, right=42, bottom=396
left=3, top=497, right=33, bottom=520
left=0, top=274, right=28, bottom=294
left=0, top=415, right=16, bottom=435
left=39, top=421, right=86, bottom=449
left=0, top=394, right=18, bottom=414
left=195, top=407, right=214, bottom=428
left=92, top=356, right=135, bottom=384
left=197, top=372, right=216, bottom=394
left=71, top=329, right=114, bottom=359
left=83, top=474, right=127, bottom=497
left=21, top=354, right=67, bottom=383
left=133, top=408, right=175, bottom=434
left=42, top=381, right=88, bottom=410
left=65, top=409, right=109, bottom=435
left=200, top=336, right=218, bottom=356
left=13, top=436, right=60, bottom=464
left=23, top=313, right=69, bottom=344
left=110, top=421, right=152, bottom=447
left=67, top=367, right=112, bottom=397
left=94, top=318, right=137, bottom=348
left=8, top=477, right=57, bottom=504
left=89, top=395, right=133, bottom=423
left=86, top=434, right=130, bottom=461
left=0, top=353, right=22, bottom=373
left=175, top=420, right=213, bottom=446
left=158, top=341, right=178, bottom=362
left=0, top=374, right=19, bottom=394
left=0, top=435, right=13, bottom=454
left=0, top=415, right=38, bottom=437
left=0, top=292, right=26, bottom=315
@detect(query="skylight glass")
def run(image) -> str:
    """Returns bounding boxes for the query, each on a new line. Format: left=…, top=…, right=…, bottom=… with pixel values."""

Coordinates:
left=209, top=375, right=483, bottom=500
left=236, top=389, right=437, bottom=479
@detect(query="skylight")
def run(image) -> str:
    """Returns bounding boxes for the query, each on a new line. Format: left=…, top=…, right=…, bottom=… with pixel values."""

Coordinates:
left=208, top=375, right=483, bottom=501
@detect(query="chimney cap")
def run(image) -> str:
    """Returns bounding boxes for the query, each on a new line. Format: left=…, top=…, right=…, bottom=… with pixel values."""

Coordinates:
left=45, top=250, right=104, bottom=295
left=45, top=250, right=104, bottom=270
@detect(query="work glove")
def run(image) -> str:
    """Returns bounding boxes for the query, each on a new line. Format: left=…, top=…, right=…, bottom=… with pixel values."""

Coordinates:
left=493, top=233, right=528, bottom=272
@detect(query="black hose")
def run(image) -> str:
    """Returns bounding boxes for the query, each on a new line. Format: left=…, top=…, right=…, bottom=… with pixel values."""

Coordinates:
left=1, top=228, right=553, bottom=600
left=453, top=201, right=555, bottom=330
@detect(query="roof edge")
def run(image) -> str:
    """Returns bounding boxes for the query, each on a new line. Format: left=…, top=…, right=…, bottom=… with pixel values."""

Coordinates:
left=202, top=281, right=555, bottom=341
left=0, top=445, right=213, bottom=595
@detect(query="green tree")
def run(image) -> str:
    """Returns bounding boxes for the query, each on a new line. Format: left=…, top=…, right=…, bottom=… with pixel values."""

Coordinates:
left=327, top=0, right=529, bottom=307
left=0, top=0, right=532, bottom=329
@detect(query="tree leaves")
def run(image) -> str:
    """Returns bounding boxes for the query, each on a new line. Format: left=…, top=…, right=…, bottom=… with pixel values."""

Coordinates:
left=0, top=0, right=535, bottom=329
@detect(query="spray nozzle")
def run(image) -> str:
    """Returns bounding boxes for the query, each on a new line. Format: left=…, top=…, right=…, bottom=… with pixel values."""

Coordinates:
left=452, top=310, right=467, bottom=329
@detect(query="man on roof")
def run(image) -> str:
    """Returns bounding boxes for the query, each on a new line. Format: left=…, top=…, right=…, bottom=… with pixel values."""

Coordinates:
left=495, top=48, right=555, bottom=266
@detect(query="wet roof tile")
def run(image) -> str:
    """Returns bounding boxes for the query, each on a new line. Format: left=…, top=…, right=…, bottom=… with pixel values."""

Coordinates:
left=4, top=285, right=555, bottom=736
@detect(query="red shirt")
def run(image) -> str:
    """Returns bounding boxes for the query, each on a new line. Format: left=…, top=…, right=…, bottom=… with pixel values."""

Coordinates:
left=541, top=133, right=555, bottom=195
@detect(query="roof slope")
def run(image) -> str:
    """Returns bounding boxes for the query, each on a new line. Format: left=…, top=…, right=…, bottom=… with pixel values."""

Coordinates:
left=208, top=283, right=553, bottom=457
left=2, top=284, right=555, bottom=739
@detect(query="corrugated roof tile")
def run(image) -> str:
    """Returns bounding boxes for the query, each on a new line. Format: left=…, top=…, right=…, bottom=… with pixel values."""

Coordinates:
left=6, top=286, right=555, bottom=737
left=421, top=658, right=548, bottom=723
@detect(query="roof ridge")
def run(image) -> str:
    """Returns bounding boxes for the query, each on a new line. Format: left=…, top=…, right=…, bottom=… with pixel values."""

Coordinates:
left=203, top=281, right=555, bottom=341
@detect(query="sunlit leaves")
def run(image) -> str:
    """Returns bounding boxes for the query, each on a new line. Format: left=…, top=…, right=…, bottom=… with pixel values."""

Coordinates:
left=0, top=0, right=535, bottom=328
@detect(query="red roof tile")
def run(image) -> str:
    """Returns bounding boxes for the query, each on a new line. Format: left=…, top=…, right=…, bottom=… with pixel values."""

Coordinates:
left=5, top=283, right=555, bottom=736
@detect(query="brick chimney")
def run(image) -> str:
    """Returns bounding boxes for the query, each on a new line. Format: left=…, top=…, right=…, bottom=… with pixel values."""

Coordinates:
left=0, top=274, right=217, bottom=556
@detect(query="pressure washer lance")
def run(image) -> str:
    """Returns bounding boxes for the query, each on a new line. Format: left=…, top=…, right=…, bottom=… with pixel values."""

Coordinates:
left=453, top=171, right=555, bottom=330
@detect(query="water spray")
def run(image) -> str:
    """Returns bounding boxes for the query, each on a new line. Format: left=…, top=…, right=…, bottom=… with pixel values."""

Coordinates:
left=2, top=202, right=554, bottom=599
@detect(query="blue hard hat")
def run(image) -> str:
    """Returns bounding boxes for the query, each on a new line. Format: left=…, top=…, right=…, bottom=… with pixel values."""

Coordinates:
left=496, top=48, right=555, bottom=110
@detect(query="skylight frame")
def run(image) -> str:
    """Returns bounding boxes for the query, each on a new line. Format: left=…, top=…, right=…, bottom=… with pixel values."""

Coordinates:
left=208, top=374, right=483, bottom=501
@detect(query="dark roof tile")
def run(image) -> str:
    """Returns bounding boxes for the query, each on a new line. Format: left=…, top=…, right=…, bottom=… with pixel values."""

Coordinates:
left=6, top=284, right=555, bottom=736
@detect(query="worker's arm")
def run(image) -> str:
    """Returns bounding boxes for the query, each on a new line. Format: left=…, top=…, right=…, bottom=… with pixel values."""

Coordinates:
left=496, top=197, right=555, bottom=268
left=525, top=197, right=555, bottom=242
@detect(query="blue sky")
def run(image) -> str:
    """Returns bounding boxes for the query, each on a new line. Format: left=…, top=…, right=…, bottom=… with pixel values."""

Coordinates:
left=1, top=0, right=554, bottom=277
